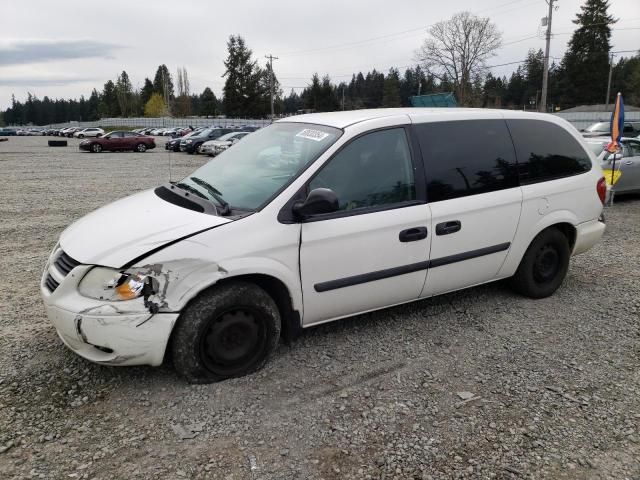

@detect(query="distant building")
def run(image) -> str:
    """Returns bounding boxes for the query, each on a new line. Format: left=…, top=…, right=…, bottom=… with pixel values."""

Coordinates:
left=410, top=92, right=457, bottom=108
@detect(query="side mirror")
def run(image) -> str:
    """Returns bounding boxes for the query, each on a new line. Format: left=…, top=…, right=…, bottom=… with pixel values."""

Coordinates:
left=609, top=152, right=622, bottom=162
left=292, top=188, right=339, bottom=218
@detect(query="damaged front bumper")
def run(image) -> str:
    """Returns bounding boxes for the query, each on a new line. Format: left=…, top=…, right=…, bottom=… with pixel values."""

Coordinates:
left=45, top=304, right=177, bottom=366
left=41, top=263, right=178, bottom=367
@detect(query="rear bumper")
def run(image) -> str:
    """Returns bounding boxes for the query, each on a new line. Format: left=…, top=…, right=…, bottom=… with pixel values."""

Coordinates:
left=572, top=218, right=606, bottom=256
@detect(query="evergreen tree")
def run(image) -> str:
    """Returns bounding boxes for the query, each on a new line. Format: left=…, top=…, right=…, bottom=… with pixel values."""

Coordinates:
left=524, top=49, right=545, bottom=106
left=88, top=89, right=100, bottom=120
left=140, top=78, right=154, bottom=107
left=115, top=71, right=133, bottom=116
left=222, top=35, right=261, bottom=117
left=382, top=68, right=402, bottom=107
left=560, top=0, right=616, bottom=106
left=505, top=66, right=527, bottom=107
left=283, top=89, right=303, bottom=113
left=611, top=54, right=640, bottom=106
left=200, top=87, right=217, bottom=116
left=153, top=64, right=174, bottom=102
left=100, top=80, right=120, bottom=117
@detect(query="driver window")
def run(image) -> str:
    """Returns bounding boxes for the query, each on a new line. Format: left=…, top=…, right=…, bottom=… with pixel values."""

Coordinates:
left=309, top=128, right=415, bottom=211
left=629, top=142, right=640, bottom=157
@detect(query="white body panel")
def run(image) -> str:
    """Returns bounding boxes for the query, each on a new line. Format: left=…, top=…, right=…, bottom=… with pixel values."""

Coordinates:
left=422, top=187, right=522, bottom=297
left=60, top=189, right=230, bottom=267
left=300, top=205, right=430, bottom=325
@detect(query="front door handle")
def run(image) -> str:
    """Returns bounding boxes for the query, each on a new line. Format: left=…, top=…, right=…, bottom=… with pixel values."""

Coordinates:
left=436, top=220, right=461, bottom=236
left=399, top=227, right=428, bottom=242
left=624, top=161, right=633, bottom=165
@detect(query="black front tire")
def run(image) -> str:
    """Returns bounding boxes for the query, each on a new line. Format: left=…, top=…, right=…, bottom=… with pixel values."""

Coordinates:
left=510, top=227, right=570, bottom=298
left=136, top=143, right=147, bottom=152
left=91, top=143, right=102, bottom=153
left=171, top=282, right=281, bottom=383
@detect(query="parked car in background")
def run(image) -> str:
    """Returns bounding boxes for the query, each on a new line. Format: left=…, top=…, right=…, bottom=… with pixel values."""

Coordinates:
left=74, top=127, right=104, bottom=138
left=585, top=136, right=640, bottom=195
left=180, top=127, right=235, bottom=154
left=581, top=121, right=640, bottom=138
left=200, top=131, right=250, bottom=156
left=23, top=128, right=46, bottom=136
left=165, top=129, right=204, bottom=151
left=141, top=128, right=156, bottom=135
left=79, top=131, right=156, bottom=153
left=65, top=127, right=82, bottom=138
left=0, top=128, right=18, bottom=136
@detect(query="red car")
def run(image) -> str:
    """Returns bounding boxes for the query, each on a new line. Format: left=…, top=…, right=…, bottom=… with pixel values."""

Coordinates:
left=79, top=131, right=156, bottom=153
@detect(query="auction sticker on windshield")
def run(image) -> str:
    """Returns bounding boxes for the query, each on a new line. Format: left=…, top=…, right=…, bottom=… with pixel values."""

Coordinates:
left=296, top=129, right=330, bottom=142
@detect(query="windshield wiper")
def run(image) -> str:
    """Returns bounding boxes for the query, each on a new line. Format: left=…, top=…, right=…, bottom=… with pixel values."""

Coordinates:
left=189, top=177, right=231, bottom=215
left=174, top=181, right=209, bottom=200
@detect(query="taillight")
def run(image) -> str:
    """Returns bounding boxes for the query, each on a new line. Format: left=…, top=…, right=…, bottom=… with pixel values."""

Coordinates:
left=597, top=177, right=607, bottom=205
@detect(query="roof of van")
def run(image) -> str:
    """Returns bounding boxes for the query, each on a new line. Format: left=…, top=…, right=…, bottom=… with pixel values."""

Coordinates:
left=277, top=108, right=560, bottom=129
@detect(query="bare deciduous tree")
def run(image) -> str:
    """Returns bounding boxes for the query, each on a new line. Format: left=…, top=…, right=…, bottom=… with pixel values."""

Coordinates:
left=174, top=67, right=191, bottom=117
left=416, top=12, right=502, bottom=105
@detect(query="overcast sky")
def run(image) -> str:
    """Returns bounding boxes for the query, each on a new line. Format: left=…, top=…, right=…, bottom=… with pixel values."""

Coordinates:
left=1, top=0, right=638, bottom=109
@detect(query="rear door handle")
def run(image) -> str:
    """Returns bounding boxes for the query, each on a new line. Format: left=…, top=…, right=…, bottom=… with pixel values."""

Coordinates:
left=624, top=161, right=634, bottom=165
left=399, top=227, right=428, bottom=242
left=436, top=220, right=461, bottom=236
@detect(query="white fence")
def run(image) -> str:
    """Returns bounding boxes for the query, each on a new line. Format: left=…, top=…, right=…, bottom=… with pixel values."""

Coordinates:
left=39, top=110, right=640, bottom=131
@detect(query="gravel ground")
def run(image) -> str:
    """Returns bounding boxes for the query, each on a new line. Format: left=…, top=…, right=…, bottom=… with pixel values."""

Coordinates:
left=0, top=135, right=639, bottom=480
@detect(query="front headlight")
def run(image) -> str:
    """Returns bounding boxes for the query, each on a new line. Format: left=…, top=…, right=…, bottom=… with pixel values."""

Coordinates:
left=78, top=267, right=156, bottom=301
left=186, top=139, right=193, bottom=144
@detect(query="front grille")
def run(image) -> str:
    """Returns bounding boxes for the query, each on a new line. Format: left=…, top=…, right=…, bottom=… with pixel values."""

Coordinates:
left=44, top=249, right=81, bottom=293
left=44, top=274, right=60, bottom=292
left=54, top=251, right=80, bottom=276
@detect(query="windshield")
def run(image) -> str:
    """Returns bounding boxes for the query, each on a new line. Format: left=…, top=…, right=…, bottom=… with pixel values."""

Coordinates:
left=178, top=122, right=341, bottom=211
left=585, top=122, right=609, bottom=133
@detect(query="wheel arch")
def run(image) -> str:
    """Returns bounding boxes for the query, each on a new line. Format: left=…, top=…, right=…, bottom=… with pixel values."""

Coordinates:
left=499, top=211, right=579, bottom=278
left=215, top=273, right=301, bottom=343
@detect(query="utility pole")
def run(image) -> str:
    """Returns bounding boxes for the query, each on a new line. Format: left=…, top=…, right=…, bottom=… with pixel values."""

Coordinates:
left=605, top=53, right=614, bottom=108
left=540, top=0, right=555, bottom=113
left=265, top=54, right=279, bottom=119
left=342, top=86, right=345, bottom=111
left=418, top=80, right=422, bottom=96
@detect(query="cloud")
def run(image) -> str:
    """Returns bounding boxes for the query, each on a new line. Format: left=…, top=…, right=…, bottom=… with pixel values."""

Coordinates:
left=0, top=39, right=123, bottom=66
left=0, top=76, right=101, bottom=86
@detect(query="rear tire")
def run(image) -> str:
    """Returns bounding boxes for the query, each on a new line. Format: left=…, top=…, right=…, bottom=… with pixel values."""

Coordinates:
left=171, top=282, right=281, bottom=383
left=510, top=227, right=570, bottom=298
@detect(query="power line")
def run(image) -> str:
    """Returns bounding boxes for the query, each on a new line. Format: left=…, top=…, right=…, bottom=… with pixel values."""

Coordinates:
left=277, top=0, right=542, bottom=57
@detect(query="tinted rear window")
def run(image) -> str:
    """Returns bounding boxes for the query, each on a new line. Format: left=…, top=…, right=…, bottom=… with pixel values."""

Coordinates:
left=414, top=120, right=518, bottom=202
left=507, top=119, right=591, bottom=184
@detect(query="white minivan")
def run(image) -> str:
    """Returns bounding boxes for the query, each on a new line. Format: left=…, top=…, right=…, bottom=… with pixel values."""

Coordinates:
left=41, top=109, right=606, bottom=383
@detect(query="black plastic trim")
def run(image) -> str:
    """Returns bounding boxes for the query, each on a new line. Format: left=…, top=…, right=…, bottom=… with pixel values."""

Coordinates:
left=313, top=242, right=511, bottom=292
left=428, top=242, right=511, bottom=268
left=314, top=261, right=430, bottom=292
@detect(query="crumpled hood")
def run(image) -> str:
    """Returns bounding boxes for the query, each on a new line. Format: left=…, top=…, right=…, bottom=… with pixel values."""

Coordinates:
left=60, top=188, right=231, bottom=268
